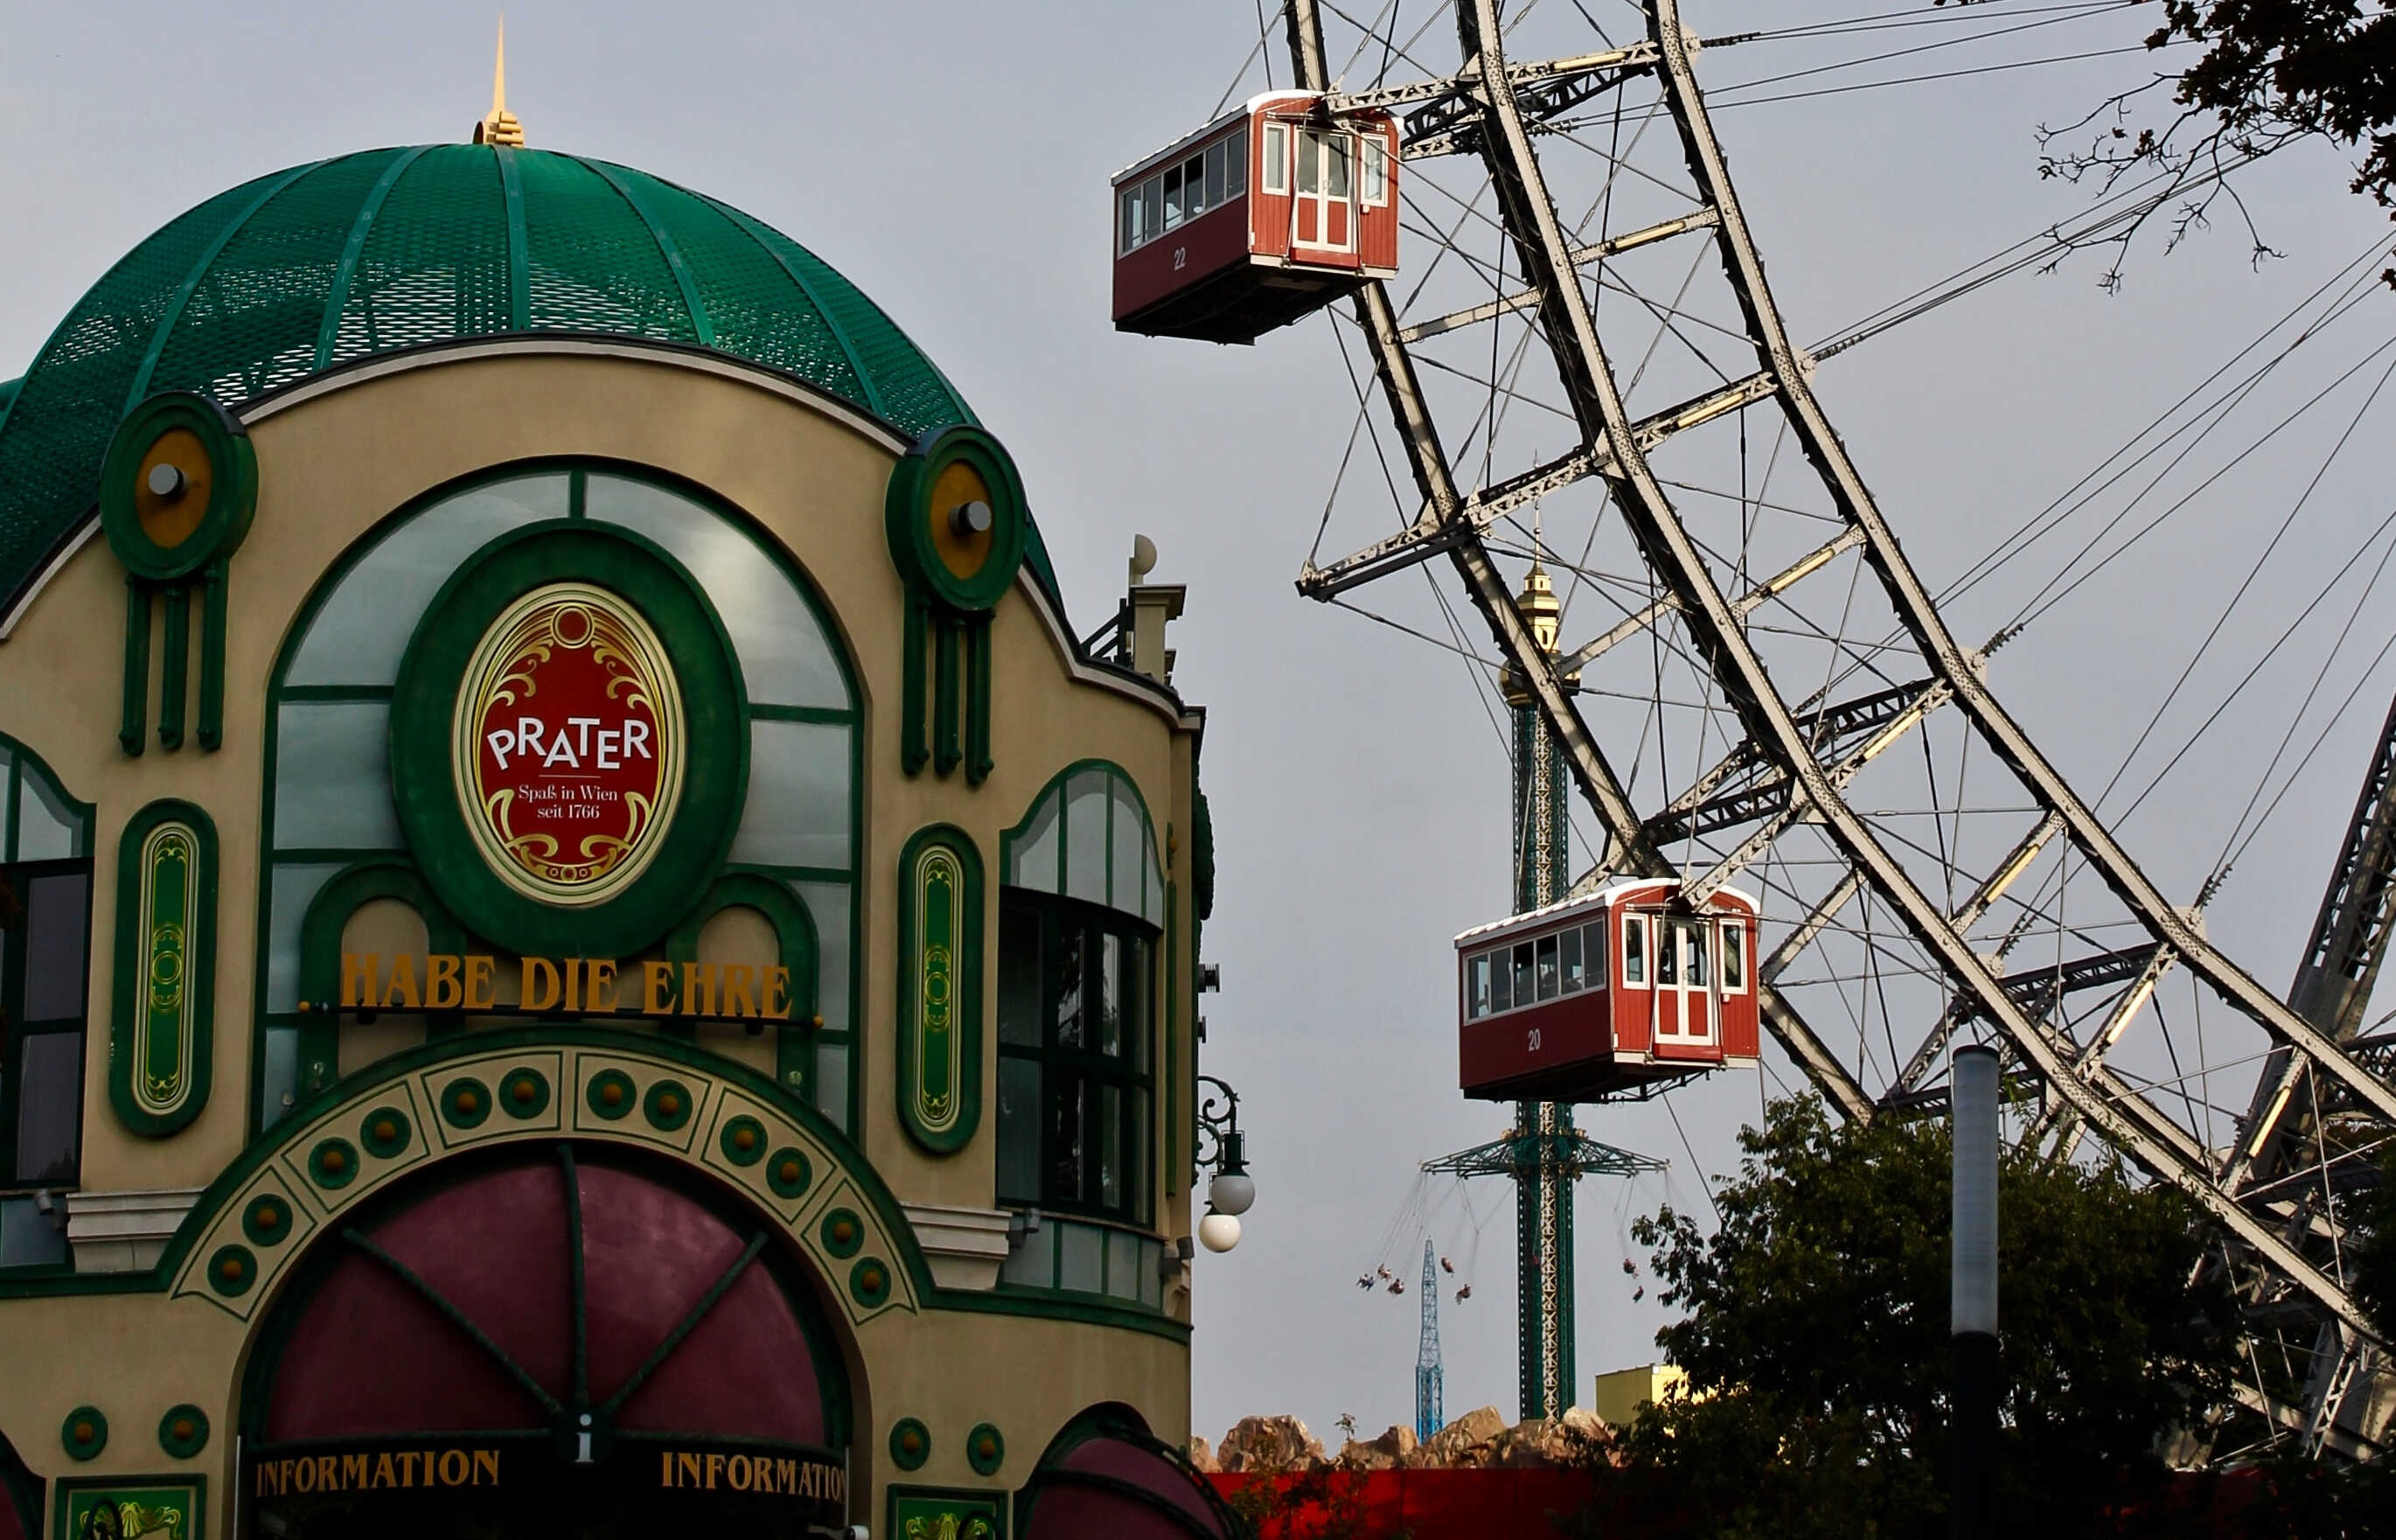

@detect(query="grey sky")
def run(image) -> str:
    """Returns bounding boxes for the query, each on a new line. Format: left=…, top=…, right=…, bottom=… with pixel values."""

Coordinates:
left=5, top=0, right=2391, bottom=1446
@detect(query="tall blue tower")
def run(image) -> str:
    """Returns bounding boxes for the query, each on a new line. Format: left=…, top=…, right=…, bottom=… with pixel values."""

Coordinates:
left=1414, top=1239, right=1444, bottom=1442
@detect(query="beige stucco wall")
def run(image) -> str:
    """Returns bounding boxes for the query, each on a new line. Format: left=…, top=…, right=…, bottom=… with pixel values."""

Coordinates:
left=0, top=342, right=1201, bottom=1533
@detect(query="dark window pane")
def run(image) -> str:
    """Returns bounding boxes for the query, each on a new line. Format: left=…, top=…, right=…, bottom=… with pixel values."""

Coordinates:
left=1127, top=936, right=1149, bottom=1072
left=1047, top=1073, right=1088, bottom=1205
left=1204, top=141, right=1226, bottom=207
left=1512, top=944, right=1534, bottom=1008
left=1297, top=131, right=1320, bottom=193
left=16, top=1030, right=82, bottom=1183
left=1468, top=954, right=1491, bottom=1018
left=1054, top=925, right=1087, bottom=1049
left=1560, top=927, right=1584, bottom=993
left=1723, top=923, right=1745, bottom=988
left=1100, top=933, right=1123, bottom=1057
left=1586, top=924, right=1609, bottom=985
left=999, top=902, right=1042, bottom=1046
left=1163, top=164, right=1184, bottom=228
left=1658, top=923, right=1680, bottom=986
left=1133, top=1085, right=1152, bottom=1223
left=22, top=872, right=88, bottom=1023
left=1120, top=187, right=1140, bottom=252
left=1099, top=1084, right=1122, bottom=1212
left=1142, top=178, right=1163, bottom=240
left=1184, top=156, right=1205, bottom=214
left=1227, top=129, right=1248, bottom=198
left=1686, top=923, right=1709, bottom=986
left=997, top=1057, right=1041, bottom=1202
left=1536, top=936, right=1559, bottom=1001
left=1622, top=918, right=1645, bottom=986
left=1492, top=951, right=1513, bottom=1013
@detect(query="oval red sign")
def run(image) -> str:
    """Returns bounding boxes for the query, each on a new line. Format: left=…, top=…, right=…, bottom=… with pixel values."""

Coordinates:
left=451, top=583, right=686, bottom=905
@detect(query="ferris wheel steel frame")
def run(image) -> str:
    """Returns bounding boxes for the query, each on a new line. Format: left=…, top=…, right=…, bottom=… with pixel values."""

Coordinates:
left=1278, top=0, right=2394, bottom=1446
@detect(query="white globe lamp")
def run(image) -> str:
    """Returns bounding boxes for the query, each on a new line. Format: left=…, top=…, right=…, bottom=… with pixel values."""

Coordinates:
left=1207, top=1169, right=1256, bottom=1217
left=1197, top=1209, right=1243, bottom=1253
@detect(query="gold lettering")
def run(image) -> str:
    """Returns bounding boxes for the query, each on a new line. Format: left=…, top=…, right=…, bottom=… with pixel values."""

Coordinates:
left=586, top=958, right=619, bottom=1008
left=764, top=966, right=791, bottom=1020
left=681, top=961, right=715, bottom=1017
left=521, top=956, right=561, bottom=1012
left=342, top=953, right=379, bottom=1007
left=342, top=1453, right=367, bottom=1489
left=373, top=1453, right=396, bottom=1489
left=425, top=955, right=463, bottom=1010
left=382, top=953, right=421, bottom=1010
left=677, top=1453, right=702, bottom=1488
left=644, top=961, right=677, bottom=1014
left=473, top=1448, right=500, bottom=1486
left=253, top=1462, right=276, bottom=1498
left=725, top=965, right=759, bottom=1018
left=464, top=955, right=498, bottom=1010
left=728, top=1453, right=751, bottom=1491
left=564, top=958, right=583, bottom=1013
left=661, top=1450, right=677, bottom=1488
left=776, top=1457, right=798, bottom=1495
left=705, top=1452, right=726, bottom=1490
left=438, top=1449, right=469, bottom=1486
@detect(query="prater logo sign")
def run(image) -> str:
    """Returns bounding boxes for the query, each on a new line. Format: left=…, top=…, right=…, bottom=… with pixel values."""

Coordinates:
left=454, top=583, right=686, bottom=906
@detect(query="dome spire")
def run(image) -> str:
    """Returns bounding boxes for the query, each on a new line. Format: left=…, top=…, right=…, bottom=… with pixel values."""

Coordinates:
left=473, top=16, right=526, bottom=147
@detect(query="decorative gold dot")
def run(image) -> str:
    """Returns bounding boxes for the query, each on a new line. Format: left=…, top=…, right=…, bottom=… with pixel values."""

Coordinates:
left=72, top=1421, right=94, bottom=1442
left=777, top=1160, right=800, bottom=1184
left=657, top=1093, right=681, bottom=1117
left=863, top=1267, right=885, bottom=1291
left=811, top=1014, right=825, bottom=1028
left=171, top=1418, right=194, bottom=1440
left=512, top=1078, right=536, bottom=1103
left=455, top=1091, right=479, bottom=1115
left=833, top=1221, right=855, bottom=1244
left=734, top=1127, right=756, bottom=1152
left=372, top=1119, right=396, bottom=1142
left=602, top=1082, right=625, bottom=1106
left=296, top=1000, right=311, bottom=1014
left=217, top=1257, right=243, bottom=1280
left=902, top=1431, right=922, bottom=1453
left=320, top=1148, right=346, bottom=1174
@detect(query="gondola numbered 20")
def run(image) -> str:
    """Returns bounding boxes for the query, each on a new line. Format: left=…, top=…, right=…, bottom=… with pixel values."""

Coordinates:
left=1456, top=881, right=1762, bottom=1102
left=1111, top=93, right=1399, bottom=345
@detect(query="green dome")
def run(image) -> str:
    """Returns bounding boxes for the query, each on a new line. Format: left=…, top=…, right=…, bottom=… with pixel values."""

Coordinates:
left=0, top=144, right=983, bottom=608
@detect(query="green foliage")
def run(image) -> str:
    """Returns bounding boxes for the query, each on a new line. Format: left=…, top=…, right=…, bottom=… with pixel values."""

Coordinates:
left=1619, top=1094, right=2241, bottom=1534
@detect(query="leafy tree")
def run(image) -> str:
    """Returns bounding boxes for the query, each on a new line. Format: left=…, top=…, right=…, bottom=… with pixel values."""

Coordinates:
left=1613, top=1093, right=2242, bottom=1535
left=2000, top=0, right=2396, bottom=284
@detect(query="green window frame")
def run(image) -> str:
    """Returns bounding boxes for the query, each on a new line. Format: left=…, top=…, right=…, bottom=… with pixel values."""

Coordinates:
left=995, top=891, right=1153, bottom=1227
left=0, top=735, right=94, bottom=1270
left=249, top=463, right=863, bottom=1136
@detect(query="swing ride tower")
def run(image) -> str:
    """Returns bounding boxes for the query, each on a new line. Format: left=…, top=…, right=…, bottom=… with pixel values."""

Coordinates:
left=1415, top=1240, right=1445, bottom=1443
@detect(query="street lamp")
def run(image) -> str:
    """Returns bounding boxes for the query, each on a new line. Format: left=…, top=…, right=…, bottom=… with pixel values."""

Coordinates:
left=1195, top=1074, right=1253, bottom=1252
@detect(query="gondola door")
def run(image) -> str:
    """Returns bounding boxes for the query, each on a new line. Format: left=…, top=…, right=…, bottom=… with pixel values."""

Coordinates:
left=1654, top=916, right=1717, bottom=1049
left=1292, top=128, right=1355, bottom=256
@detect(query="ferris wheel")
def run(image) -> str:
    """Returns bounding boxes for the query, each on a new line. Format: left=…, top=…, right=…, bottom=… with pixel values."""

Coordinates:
left=1127, top=0, right=2396, bottom=1456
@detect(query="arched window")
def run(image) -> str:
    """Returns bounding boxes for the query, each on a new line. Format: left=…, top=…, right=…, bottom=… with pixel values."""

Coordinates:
left=256, top=466, right=861, bottom=1132
left=0, top=734, right=93, bottom=1270
left=993, top=764, right=1166, bottom=1306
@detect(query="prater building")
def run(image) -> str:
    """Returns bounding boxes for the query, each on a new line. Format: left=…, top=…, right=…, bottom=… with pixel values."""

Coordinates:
left=0, top=86, right=1238, bottom=1540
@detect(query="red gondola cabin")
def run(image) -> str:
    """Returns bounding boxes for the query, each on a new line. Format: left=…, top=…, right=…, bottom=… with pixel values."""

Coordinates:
left=1456, top=881, right=1762, bottom=1102
left=1112, top=93, right=1400, bottom=345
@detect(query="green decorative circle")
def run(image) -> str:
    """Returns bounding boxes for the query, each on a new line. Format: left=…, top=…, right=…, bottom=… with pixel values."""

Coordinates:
left=360, top=1104, right=413, bottom=1157
left=308, top=1138, right=359, bottom=1189
left=818, top=1206, right=864, bottom=1259
left=720, top=1116, right=768, bottom=1166
left=441, top=1077, right=493, bottom=1130
left=888, top=1418, right=931, bottom=1472
left=59, top=1407, right=108, bottom=1461
left=206, top=1244, right=257, bottom=1298
left=158, top=1404, right=210, bottom=1460
left=587, top=1069, right=637, bottom=1121
left=644, top=1077, right=694, bottom=1132
left=766, top=1147, right=813, bottom=1200
left=849, top=1255, right=893, bottom=1309
left=500, top=1067, right=552, bottom=1119
left=965, top=1422, right=1006, bottom=1477
left=241, top=1194, right=294, bottom=1247
left=387, top=522, right=750, bottom=959
left=98, top=391, right=258, bottom=582
left=884, top=425, right=1028, bottom=613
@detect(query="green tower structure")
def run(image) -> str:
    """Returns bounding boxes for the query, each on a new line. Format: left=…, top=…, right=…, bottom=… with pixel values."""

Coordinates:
left=1420, top=561, right=1664, bottom=1424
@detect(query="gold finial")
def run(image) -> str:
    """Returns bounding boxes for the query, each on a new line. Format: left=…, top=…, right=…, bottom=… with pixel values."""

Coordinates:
left=1516, top=559, right=1561, bottom=656
left=473, top=17, right=526, bottom=147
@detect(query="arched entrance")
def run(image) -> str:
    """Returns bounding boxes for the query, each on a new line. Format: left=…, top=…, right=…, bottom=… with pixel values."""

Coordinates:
left=240, top=1142, right=851, bottom=1538
left=1016, top=1406, right=1239, bottom=1540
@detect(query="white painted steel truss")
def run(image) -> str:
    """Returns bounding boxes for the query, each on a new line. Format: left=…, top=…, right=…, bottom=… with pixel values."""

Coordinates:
left=1278, top=0, right=2393, bottom=1453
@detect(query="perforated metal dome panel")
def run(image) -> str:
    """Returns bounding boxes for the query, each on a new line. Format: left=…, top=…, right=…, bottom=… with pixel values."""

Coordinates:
left=0, top=145, right=1004, bottom=609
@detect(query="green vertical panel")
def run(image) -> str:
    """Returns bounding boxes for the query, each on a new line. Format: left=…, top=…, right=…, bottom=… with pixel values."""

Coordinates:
left=895, top=826, right=983, bottom=1153
left=109, top=799, right=218, bottom=1136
